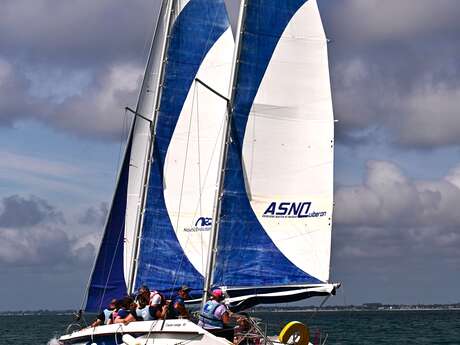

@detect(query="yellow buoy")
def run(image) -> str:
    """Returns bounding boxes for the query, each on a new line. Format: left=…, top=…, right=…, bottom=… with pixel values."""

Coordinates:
left=278, top=321, right=310, bottom=345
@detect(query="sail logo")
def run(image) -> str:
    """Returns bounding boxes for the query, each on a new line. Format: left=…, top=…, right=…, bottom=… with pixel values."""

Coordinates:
left=262, top=202, right=326, bottom=218
left=184, top=217, right=212, bottom=232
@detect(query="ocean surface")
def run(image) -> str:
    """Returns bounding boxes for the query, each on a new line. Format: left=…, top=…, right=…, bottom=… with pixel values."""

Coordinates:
left=0, top=310, right=458, bottom=345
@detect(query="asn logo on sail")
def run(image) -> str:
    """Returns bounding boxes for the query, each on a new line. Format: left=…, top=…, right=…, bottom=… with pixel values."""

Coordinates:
left=262, top=202, right=326, bottom=218
left=184, top=217, right=212, bottom=232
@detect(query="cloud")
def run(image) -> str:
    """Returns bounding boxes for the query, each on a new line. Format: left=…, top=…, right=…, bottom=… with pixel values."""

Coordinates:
left=0, top=195, right=98, bottom=270
left=334, top=160, right=460, bottom=262
left=328, top=0, right=460, bottom=42
left=0, top=0, right=158, bottom=141
left=78, top=202, right=108, bottom=226
left=51, top=63, right=142, bottom=140
left=321, top=0, right=460, bottom=149
left=398, top=85, right=460, bottom=147
left=0, top=0, right=159, bottom=68
left=0, top=195, right=64, bottom=228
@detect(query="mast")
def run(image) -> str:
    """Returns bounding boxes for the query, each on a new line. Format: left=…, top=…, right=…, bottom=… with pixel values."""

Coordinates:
left=203, top=0, right=248, bottom=302
left=127, top=0, right=176, bottom=294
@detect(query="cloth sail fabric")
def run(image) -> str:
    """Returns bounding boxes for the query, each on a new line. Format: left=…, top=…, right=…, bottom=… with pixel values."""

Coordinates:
left=212, top=0, right=336, bottom=309
left=133, top=0, right=232, bottom=300
left=86, top=0, right=233, bottom=312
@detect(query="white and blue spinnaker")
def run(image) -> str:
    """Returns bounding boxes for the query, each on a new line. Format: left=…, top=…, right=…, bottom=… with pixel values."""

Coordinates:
left=211, top=0, right=338, bottom=310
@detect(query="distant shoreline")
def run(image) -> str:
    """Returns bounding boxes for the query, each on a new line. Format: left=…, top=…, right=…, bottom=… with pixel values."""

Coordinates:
left=259, top=307, right=460, bottom=313
left=1, top=305, right=459, bottom=316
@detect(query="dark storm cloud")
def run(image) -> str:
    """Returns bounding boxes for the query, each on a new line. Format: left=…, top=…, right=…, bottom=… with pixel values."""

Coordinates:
left=320, top=0, right=460, bottom=148
left=0, top=194, right=64, bottom=228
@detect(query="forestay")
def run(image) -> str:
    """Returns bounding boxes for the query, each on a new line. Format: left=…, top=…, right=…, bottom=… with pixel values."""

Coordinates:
left=212, top=0, right=337, bottom=310
left=134, top=0, right=233, bottom=299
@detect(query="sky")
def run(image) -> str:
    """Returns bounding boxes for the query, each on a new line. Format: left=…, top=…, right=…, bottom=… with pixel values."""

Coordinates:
left=0, top=0, right=459, bottom=311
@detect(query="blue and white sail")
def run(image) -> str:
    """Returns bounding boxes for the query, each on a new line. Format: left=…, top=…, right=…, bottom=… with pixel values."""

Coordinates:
left=85, top=128, right=133, bottom=312
left=212, top=0, right=338, bottom=310
left=85, top=0, right=233, bottom=311
left=124, top=0, right=172, bottom=290
left=134, top=0, right=233, bottom=299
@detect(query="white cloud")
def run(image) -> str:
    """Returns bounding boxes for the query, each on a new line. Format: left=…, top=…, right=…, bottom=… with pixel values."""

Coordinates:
left=334, top=160, right=460, bottom=262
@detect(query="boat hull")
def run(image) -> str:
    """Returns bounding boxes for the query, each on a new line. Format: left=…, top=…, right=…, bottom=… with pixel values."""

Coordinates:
left=59, top=319, right=231, bottom=345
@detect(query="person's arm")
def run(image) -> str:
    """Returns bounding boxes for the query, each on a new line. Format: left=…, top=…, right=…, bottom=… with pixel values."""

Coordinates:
left=174, top=301, right=190, bottom=319
left=114, top=313, right=136, bottom=325
left=90, top=318, right=102, bottom=328
left=90, top=312, right=105, bottom=328
left=155, top=305, right=169, bottom=319
left=221, top=311, right=230, bottom=324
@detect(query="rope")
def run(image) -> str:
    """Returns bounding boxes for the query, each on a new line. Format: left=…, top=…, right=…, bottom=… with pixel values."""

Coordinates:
left=195, top=83, right=205, bottom=273
left=143, top=320, right=159, bottom=345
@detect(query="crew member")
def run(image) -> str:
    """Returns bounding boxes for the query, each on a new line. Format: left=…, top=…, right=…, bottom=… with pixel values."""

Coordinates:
left=198, top=289, right=230, bottom=330
left=170, top=285, right=192, bottom=319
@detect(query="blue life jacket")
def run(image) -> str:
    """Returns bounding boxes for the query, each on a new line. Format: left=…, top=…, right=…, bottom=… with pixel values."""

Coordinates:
left=199, top=301, right=224, bottom=328
left=136, top=306, right=155, bottom=321
left=103, top=309, right=113, bottom=325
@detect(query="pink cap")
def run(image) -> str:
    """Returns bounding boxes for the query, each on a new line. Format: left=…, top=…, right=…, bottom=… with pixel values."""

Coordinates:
left=212, top=289, right=223, bottom=298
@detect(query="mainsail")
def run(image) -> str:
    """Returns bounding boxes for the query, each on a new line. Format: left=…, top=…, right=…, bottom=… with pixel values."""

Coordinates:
left=210, top=0, right=337, bottom=310
left=134, top=0, right=233, bottom=299
left=85, top=0, right=233, bottom=311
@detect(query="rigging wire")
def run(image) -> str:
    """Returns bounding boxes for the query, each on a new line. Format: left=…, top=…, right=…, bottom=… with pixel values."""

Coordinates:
left=166, top=4, right=228, bottom=296
left=169, top=80, right=198, bottom=298
left=195, top=84, right=205, bottom=276
left=76, top=107, right=130, bottom=316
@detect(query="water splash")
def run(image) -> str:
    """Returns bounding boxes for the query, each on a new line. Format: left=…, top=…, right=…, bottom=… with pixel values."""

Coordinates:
left=47, top=337, right=61, bottom=345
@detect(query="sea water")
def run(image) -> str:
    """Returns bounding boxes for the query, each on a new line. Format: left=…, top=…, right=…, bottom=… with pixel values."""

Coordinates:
left=0, top=310, right=458, bottom=345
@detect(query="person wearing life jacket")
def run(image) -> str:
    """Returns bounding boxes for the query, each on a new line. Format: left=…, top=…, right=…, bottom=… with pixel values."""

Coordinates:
left=169, top=285, right=192, bottom=319
left=113, top=296, right=136, bottom=325
left=90, top=299, right=118, bottom=327
left=137, top=284, right=165, bottom=308
left=136, top=296, right=168, bottom=321
left=198, top=289, right=230, bottom=330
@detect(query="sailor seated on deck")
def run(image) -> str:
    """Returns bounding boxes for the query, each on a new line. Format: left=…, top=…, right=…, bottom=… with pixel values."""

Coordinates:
left=113, top=296, right=136, bottom=325
left=198, top=289, right=231, bottom=329
left=136, top=284, right=165, bottom=308
left=118, top=294, right=169, bottom=324
left=89, top=298, right=119, bottom=327
left=198, top=289, right=233, bottom=341
left=168, top=285, right=192, bottom=319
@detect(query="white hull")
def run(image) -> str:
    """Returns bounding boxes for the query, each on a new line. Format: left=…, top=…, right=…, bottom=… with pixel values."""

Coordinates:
left=59, top=319, right=231, bottom=345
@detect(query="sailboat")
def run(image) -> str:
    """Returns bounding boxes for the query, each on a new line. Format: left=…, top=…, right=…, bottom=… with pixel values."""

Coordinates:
left=59, top=0, right=339, bottom=344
